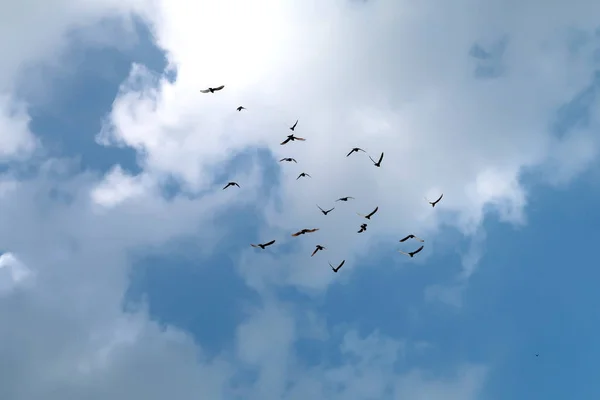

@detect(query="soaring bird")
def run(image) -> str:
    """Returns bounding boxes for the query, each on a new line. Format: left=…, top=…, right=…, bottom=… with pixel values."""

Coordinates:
left=279, top=157, right=297, bottom=163
left=311, top=245, right=326, bottom=257
left=222, top=182, right=240, bottom=190
left=289, top=119, right=298, bottom=131
left=329, top=260, right=345, bottom=273
left=292, top=228, right=319, bottom=237
left=399, top=234, right=424, bottom=243
left=317, top=205, right=334, bottom=215
left=346, top=147, right=366, bottom=157
left=297, top=172, right=311, bottom=180
left=280, top=134, right=306, bottom=145
left=358, top=223, right=367, bottom=233
left=426, top=193, right=444, bottom=207
left=200, top=85, right=225, bottom=93
left=336, top=196, right=355, bottom=202
left=236, top=106, right=246, bottom=111
left=251, top=240, right=276, bottom=249
left=369, top=152, right=384, bottom=167
left=357, top=206, right=378, bottom=220
left=398, top=245, right=424, bottom=258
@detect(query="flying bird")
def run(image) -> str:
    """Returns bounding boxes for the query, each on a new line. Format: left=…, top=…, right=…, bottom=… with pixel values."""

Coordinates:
left=279, top=157, right=297, bottom=163
left=329, top=260, right=345, bottom=273
left=200, top=85, right=225, bottom=93
left=311, top=245, right=326, bottom=257
left=369, top=152, right=384, bottom=167
left=250, top=240, right=276, bottom=249
left=289, top=119, right=298, bottom=131
left=297, top=172, right=311, bottom=180
left=426, top=193, right=444, bottom=207
left=292, top=228, right=320, bottom=237
left=280, top=134, right=306, bottom=145
left=317, top=205, right=334, bottom=215
left=399, top=234, right=424, bottom=243
left=236, top=106, right=246, bottom=111
left=336, top=196, right=355, bottom=202
left=357, top=206, right=379, bottom=220
left=358, top=223, right=367, bottom=233
left=398, top=245, right=424, bottom=258
left=346, top=147, right=366, bottom=157
left=535, top=354, right=539, bottom=357
left=222, top=182, right=240, bottom=190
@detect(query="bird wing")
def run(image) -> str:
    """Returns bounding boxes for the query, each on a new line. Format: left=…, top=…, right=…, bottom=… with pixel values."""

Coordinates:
left=305, top=173, right=311, bottom=177
left=291, top=231, right=302, bottom=237
left=434, top=193, right=444, bottom=204
left=358, top=148, right=365, bottom=153
left=378, top=152, right=384, bottom=163
left=307, top=228, right=319, bottom=233
left=213, top=85, right=225, bottom=91
left=263, top=240, right=276, bottom=247
left=399, top=235, right=411, bottom=242
left=251, top=244, right=258, bottom=248
left=412, top=245, right=424, bottom=255
left=234, top=183, right=240, bottom=187
left=279, top=158, right=286, bottom=162
left=367, top=206, right=379, bottom=217
left=200, top=89, right=210, bottom=93
left=280, top=138, right=290, bottom=145
left=338, top=260, right=345, bottom=268
left=346, top=149, right=354, bottom=157
left=369, top=155, right=377, bottom=164
left=317, top=205, right=325, bottom=212
left=291, top=120, right=298, bottom=129
left=292, top=158, right=297, bottom=162
left=326, top=207, right=334, bottom=213
left=295, top=137, right=306, bottom=141
left=222, top=184, right=230, bottom=190
left=311, top=248, right=318, bottom=257
left=296, top=174, right=302, bottom=180
left=414, top=236, right=424, bottom=242
left=398, top=250, right=410, bottom=256
left=356, top=212, right=365, bottom=217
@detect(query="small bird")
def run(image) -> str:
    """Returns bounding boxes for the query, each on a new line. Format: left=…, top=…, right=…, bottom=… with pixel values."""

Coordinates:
left=222, top=182, right=240, bottom=190
left=357, top=206, right=379, bottom=220
left=250, top=240, right=276, bottom=249
left=399, top=234, right=424, bottom=243
left=329, top=260, right=345, bottom=273
left=311, top=245, right=326, bottom=257
left=369, top=152, right=384, bottom=167
left=200, top=85, right=225, bottom=93
left=358, top=223, right=367, bottom=233
left=297, top=172, right=311, bottom=180
left=535, top=354, right=539, bottom=357
left=279, top=157, right=297, bottom=163
left=398, top=245, right=424, bottom=258
left=236, top=106, right=246, bottom=111
left=292, top=228, right=319, bottom=237
left=317, top=205, right=334, bottom=215
left=346, top=147, right=366, bottom=157
left=336, top=196, right=355, bottom=202
left=280, top=134, right=306, bottom=145
left=289, top=119, right=298, bottom=131
left=426, top=193, right=444, bottom=207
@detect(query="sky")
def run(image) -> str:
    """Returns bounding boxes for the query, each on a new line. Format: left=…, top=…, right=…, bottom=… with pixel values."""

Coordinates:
left=1, top=0, right=600, bottom=399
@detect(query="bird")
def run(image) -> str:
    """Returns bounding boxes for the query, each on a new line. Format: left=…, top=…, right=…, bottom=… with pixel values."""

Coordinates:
left=535, top=354, right=539, bottom=357
left=279, top=157, right=297, bottom=163
left=398, top=245, right=424, bottom=258
left=329, top=260, right=345, bottom=273
left=317, top=205, right=334, bottom=215
left=222, top=182, right=240, bottom=190
left=297, top=172, right=311, bottom=180
left=399, top=234, right=424, bottom=243
left=357, top=206, right=378, bottom=220
left=292, top=228, right=319, bottom=237
left=369, top=152, right=384, bottom=167
left=311, top=245, right=326, bottom=257
left=200, top=85, right=225, bottom=93
left=346, top=147, right=366, bottom=157
left=250, top=240, right=276, bottom=249
left=289, top=119, right=298, bottom=131
left=426, top=193, right=444, bottom=207
left=336, top=196, right=355, bottom=202
left=280, top=134, right=306, bottom=145
left=237, top=106, right=246, bottom=111
left=358, top=223, right=367, bottom=233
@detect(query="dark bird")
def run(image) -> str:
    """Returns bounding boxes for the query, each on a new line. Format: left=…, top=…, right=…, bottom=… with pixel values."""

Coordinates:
left=398, top=245, right=424, bottom=258
left=200, top=85, right=225, bottom=93
left=237, top=106, right=246, bottom=111
left=297, top=172, right=311, bottom=180
left=426, top=193, right=444, bottom=207
left=222, top=181, right=240, bottom=190
left=346, top=147, right=366, bottom=157
left=250, top=240, right=276, bottom=249
left=279, top=157, right=297, bottom=163
left=292, top=228, right=319, bottom=237
left=369, top=152, right=384, bottom=167
left=280, top=134, right=306, bottom=145
left=311, top=245, right=326, bottom=257
left=358, top=223, right=367, bottom=233
left=329, top=260, right=345, bottom=273
left=289, top=119, right=298, bottom=131
left=336, top=196, right=355, bottom=202
left=357, top=206, right=378, bottom=220
left=535, top=354, right=539, bottom=357
left=399, top=234, right=424, bottom=243
left=317, top=205, right=334, bottom=215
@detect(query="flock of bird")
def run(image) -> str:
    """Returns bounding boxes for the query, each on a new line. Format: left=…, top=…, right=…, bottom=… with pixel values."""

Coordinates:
left=202, top=84, right=444, bottom=274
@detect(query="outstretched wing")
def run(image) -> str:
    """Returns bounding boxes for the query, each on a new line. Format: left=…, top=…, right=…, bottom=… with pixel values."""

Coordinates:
left=369, top=155, right=377, bottom=164
left=346, top=149, right=355, bottom=157
left=398, top=250, right=410, bottom=256
left=399, top=235, right=412, bottom=242
left=200, top=89, right=210, bottom=93
left=433, top=193, right=444, bottom=204
left=326, top=207, right=334, bottom=213
left=306, top=228, right=319, bottom=233
left=291, top=231, right=302, bottom=237
left=311, top=248, right=319, bottom=257
left=263, top=240, right=276, bottom=247
left=280, top=138, right=291, bottom=145
left=234, top=182, right=240, bottom=187
left=317, top=205, right=325, bottom=212
left=295, top=137, right=306, bottom=141
left=412, top=245, right=424, bottom=255
left=251, top=244, right=259, bottom=248
left=292, top=158, right=297, bottom=163
left=213, top=85, right=225, bottom=91
left=377, top=152, right=384, bottom=163
left=337, top=260, right=346, bottom=269
left=222, top=183, right=231, bottom=190
left=291, top=120, right=298, bottom=129
left=367, top=206, right=379, bottom=217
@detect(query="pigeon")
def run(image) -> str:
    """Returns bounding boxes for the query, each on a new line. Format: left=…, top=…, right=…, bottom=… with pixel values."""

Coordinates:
left=346, top=147, right=366, bottom=157
left=222, top=182, right=240, bottom=190
left=297, top=172, right=311, bottom=180
left=311, top=245, right=326, bottom=257
left=237, top=106, right=246, bottom=111
left=200, top=85, right=225, bottom=93
left=279, top=158, right=297, bottom=163
left=329, top=260, right=345, bottom=273
left=336, top=196, right=355, bottom=202
left=251, top=240, right=276, bottom=249
left=289, top=119, right=298, bottom=131
left=292, top=228, right=319, bottom=237
left=317, top=205, right=334, bottom=215
left=358, top=223, right=367, bottom=233
left=426, top=194, right=444, bottom=207
left=369, top=152, right=384, bottom=167
left=280, top=134, right=306, bottom=145
left=398, top=245, right=424, bottom=258
left=399, top=234, right=424, bottom=243
left=357, top=206, right=379, bottom=220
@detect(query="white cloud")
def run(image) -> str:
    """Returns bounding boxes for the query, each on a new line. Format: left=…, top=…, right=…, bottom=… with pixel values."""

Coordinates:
left=0, top=252, right=33, bottom=295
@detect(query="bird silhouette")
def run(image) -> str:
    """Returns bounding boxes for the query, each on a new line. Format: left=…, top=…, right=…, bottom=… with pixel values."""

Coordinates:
left=369, top=152, right=384, bottom=167
left=398, top=245, right=424, bottom=258
left=237, top=106, right=246, bottom=111
left=426, top=193, right=444, bottom=207
left=357, top=206, right=379, bottom=220
left=222, top=182, right=240, bottom=190
left=280, top=134, right=306, bottom=145
left=358, top=223, right=367, bottom=233
left=329, top=260, right=345, bottom=273
left=311, top=245, right=326, bottom=257
left=297, top=172, right=311, bottom=180
left=317, top=205, right=334, bottom=215
left=346, top=147, right=366, bottom=157
left=250, top=240, right=276, bottom=249
left=200, top=85, right=225, bottom=93
left=336, top=196, right=355, bottom=202
left=292, top=228, right=319, bottom=237
left=289, top=119, right=298, bottom=131
left=399, top=234, right=424, bottom=243
left=279, top=157, right=297, bottom=163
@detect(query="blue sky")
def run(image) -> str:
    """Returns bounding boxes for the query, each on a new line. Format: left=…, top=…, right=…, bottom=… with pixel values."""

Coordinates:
left=1, top=1, right=600, bottom=399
